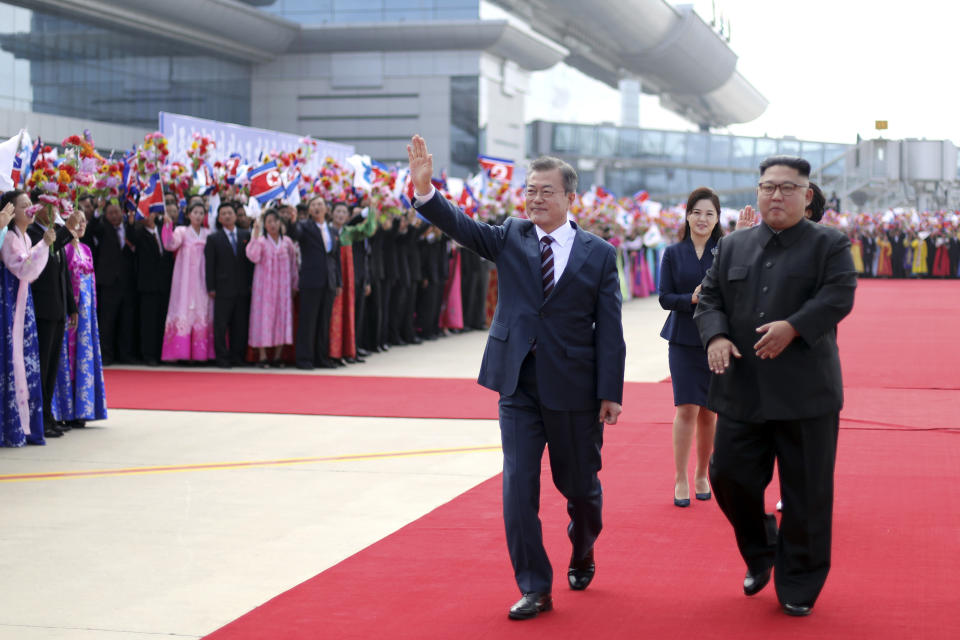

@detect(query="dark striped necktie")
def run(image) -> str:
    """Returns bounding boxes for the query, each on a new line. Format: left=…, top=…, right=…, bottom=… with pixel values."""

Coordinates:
left=540, top=235, right=555, bottom=297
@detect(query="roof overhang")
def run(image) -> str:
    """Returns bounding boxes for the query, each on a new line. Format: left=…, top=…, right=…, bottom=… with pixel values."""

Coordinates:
left=5, top=0, right=299, bottom=62
left=291, top=20, right=568, bottom=71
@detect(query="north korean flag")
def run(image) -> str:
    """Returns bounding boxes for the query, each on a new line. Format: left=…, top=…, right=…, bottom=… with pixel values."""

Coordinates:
left=224, top=153, right=242, bottom=185
left=248, top=160, right=284, bottom=205
left=478, top=154, right=514, bottom=182
left=137, top=173, right=165, bottom=220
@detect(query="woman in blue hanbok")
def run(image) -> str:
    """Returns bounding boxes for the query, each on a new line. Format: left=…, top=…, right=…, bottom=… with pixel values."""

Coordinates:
left=53, top=215, right=107, bottom=427
left=0, top=189, right=55, bottom=446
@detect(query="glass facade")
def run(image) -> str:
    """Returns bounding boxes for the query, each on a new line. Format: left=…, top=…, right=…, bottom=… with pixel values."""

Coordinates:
left=0, top=3, right=251, bottom=129
left=529, top=121, right=852, bottom=207
left=450, top=75, right=479, bottom=177
left=252, top=0, right=479, bottom=24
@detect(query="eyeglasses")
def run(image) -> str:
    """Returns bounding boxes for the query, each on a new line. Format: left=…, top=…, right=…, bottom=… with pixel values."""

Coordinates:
left=525, top=188, right=560, bottom=199
left=758, top=181, right=809, bottom=197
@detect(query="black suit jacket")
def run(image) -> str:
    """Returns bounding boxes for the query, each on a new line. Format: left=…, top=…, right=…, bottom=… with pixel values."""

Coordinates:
left=204, top=227, right=253, bottom=297
left=26, top=223, right=77, bottom=321
left=289, top=220, right=340, bottom=291
left=658, top=236, right=717, bottom=346
left=415, top=192, right=625, bottom=411
left=133, top=221, right=174, bottom=294
left=89, top=217, right=136, bottom=290
left=694, top=219, right=857, bottom=422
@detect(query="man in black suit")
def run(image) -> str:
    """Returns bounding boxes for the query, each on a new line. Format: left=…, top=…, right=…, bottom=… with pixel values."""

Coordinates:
left=205, top=202, right=253, bottom=368
left=28, top=202, right=82, bottom=438
left=133, top=208, right=174, bottom=366
left=408, top=135, right=625, bottom=620
left=694, top=156, right=857, bottom=617
left=89, top=200, right=137, bottom=365
left=288, top=196, right=341, bottom=369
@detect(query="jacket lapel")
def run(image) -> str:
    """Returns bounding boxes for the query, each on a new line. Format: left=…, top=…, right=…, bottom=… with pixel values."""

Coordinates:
left=549, top=225, right=594, bottom=302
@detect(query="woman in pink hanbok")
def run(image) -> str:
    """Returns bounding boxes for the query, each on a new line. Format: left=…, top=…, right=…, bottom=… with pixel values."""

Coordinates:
left=246, top=209, right=298, bottom=367
left=161, top=202, right=214, bottom=362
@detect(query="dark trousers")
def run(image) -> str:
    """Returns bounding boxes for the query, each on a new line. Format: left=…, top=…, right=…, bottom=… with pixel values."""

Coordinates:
left=416, top=281, right=441, bottom=337
left=379, top=279, right=393, bottom=348
left=361, top=280, right=382, bottom=351
left=97, top=285, right=136, bottom=363
left=36, top=318, right=66, bottom=429
left=389, top=283, right=409, bottom=344
left=213, top=294, right=250, bottom=365
left=139, top=291, right=168, bottom=364
left=296, top=287, right=333, bottom=366
left=400, top=282, right=417, bottom=342
left=498, top=352, right=603, bottom=594
left=710, top=413, right=839, bottom=607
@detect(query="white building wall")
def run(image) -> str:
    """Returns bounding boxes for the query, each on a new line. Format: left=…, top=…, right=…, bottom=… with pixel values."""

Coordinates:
left=479, top=53, right=528, bottom=162
left=251, top=51, right=483, bottom=168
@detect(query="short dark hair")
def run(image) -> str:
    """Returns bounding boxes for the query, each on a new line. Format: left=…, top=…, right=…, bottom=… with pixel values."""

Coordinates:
left=217, top=202, right=235, bottom=215
left=759, top=155, right=811, bottom=177
left=806, top=181, right=825, bottom=222
left=0, top=189, right=26, bottom=211
left=528, top=156, right=578, bottom=194
left=680, top=186, right=723, bottom=243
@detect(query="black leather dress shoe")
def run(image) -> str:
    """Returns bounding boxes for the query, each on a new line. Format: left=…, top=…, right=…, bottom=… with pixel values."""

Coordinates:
left=568, top=548, right=596, bottom=590
left=295, top=362, right=314, bottom=370
left=356, top=348, right=371, bottom=357
left=44, top=426, right=64, bottom=438
left=782, top=603, right=813, bottom=616
left=743, top=566, right=772, bottom=596
left=508, top=592, right=552, bottom=620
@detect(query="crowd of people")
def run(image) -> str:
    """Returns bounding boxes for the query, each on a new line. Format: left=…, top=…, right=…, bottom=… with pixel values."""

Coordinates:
left=0, top=182, right=497, bottom=447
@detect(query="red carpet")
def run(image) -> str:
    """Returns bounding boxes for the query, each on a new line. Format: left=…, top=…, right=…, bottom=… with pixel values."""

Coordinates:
left=126, top=279, right=956, bottom=640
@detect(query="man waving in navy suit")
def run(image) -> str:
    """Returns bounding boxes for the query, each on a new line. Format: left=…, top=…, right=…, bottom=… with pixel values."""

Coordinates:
left=407, top=135, right=625, bottom=620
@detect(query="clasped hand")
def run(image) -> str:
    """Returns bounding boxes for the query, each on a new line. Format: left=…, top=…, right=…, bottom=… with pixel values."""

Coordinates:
left=707, top=320, right=798, bottom=374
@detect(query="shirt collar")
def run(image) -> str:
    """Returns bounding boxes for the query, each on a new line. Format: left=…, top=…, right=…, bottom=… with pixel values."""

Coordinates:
left=757, top=218, right=808, bottom=248
left=535, top=220, right=575, bottom=247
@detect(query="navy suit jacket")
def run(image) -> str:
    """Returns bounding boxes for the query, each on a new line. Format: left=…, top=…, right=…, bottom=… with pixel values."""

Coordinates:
left=288, top=220, right=340, bottom=291
left=415, top=192, right=625, bottom=411
left=658, top=236, right=717, bottom=347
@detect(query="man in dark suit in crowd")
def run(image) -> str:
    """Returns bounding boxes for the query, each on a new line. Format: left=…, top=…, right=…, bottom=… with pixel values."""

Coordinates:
left=408, top=135, right=625, bottom=620
left=88, top=200, right=138, bottom=365
left=288, top=196, right=341, bottom=369
left=28, top=201, right=82, bottom=438
left=133, top=205, right=175, bottom=366
left=694, top=156, right=857, bottom=617
left=349, top=206, right=372, bottom=357
left=415, top=225, right=446, bottom=340
left=205, top=202, right=253, bottom=368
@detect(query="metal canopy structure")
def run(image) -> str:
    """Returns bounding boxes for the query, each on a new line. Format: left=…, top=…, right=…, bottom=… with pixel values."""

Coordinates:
left=488, top=0, right=768, bottom=128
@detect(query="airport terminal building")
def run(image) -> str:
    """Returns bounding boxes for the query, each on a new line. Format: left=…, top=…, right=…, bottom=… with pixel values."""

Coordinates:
left=1, top=0, right=862, bottom=205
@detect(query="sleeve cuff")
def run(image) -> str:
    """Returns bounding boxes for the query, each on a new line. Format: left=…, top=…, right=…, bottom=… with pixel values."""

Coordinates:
left=413, top=186, right=436, bottom=207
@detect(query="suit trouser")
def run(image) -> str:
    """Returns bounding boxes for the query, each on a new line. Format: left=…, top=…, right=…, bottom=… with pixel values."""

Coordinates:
left=139, top=291, right=168, bottom=363
left=498, top=352, right=603, bottom=594
left=710, top=413, right=839, bottom=607
left=378, top=279, right=393, bottom=348
left=361, top=279, right=382, bottom=351
left=98, top=285, right=136, bottom=363
left=214, top=294, right=250, bottom=365
left=415, top=282, right=441, bottom=337
left=296, top=287, right=333, bottom=366
left=389, top=282, right=409, bottom=343
left=36, top=318, right=66, bottom=429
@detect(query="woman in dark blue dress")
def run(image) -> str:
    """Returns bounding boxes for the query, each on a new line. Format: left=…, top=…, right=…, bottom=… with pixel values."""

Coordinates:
left=658, top=187, right=723, bottom=507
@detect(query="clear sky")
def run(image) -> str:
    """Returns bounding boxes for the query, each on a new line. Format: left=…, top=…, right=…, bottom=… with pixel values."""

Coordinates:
left=521, top=0, right=959, bottom=145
